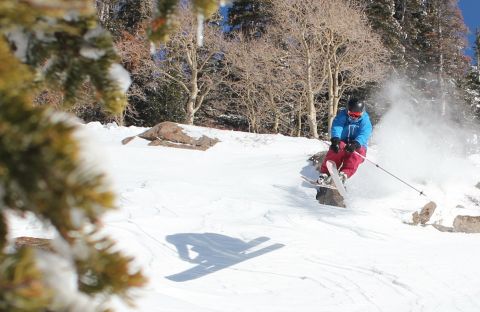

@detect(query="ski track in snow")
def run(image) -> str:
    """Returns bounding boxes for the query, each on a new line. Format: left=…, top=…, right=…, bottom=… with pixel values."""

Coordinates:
left=8, top=122, right=480, bottom=312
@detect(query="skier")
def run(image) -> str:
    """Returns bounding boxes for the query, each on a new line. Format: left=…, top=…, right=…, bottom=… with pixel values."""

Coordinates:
left=317, top=98, right=372, bottom=185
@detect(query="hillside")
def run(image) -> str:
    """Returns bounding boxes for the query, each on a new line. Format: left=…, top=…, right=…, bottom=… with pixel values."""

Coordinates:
left=9, top=120, right=480, bottom=312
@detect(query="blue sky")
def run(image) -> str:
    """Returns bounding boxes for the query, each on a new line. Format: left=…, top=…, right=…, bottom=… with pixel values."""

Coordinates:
left=459, top=0, right=479, bottom=60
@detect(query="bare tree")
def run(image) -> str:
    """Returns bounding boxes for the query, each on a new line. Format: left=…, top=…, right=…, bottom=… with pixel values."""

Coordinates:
left=271, top=0, right=329, bottom=138
left=271, top=0, right=388, bottom=138
left=223, top=34, right=300, bottom=134
left=222, top=35, right=262, bottom=132
left=155, top=6, right=227, bottom=125
left=321, top=1, right=388, bottom=133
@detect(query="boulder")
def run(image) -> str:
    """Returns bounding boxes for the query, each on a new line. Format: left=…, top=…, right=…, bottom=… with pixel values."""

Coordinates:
left=316, top=188, right=345, bottom=208
left=432, top=224, right=455, bottom=232
left=309, top=151, right=327, bottom=171
left=138, top=121, right=196, bottom=143
left=122, top=122, right=219, bottom=151
left=411, top=201, right=437, bottom=225
left=121, top=136, right=135, bottom=145
left=453, top=215, right=480, bottom=233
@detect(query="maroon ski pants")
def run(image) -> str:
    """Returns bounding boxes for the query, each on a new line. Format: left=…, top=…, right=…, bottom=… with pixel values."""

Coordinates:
left=320, top=141, right=367, bottom=178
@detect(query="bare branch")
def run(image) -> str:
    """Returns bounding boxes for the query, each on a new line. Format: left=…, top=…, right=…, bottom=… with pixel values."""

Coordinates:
left=153, top=5, right=227, bottom=125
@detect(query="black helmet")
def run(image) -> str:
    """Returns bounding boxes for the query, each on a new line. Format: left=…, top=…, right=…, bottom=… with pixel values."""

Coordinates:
left=347, top=98, right=365, bottom=113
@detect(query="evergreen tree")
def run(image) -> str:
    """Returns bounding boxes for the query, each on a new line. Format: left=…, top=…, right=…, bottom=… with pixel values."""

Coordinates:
left=423, top=0, right=468, bottom=80
left=227, top=0, right=273, bottom=38
left=381, top=0, right=468, bottom=116
left=96, top=1, right=186, bottom=126
left=398, top=0, right=430, bottom=77
left=0, top=1, right=145, bottom=311
left=461, top=69, right=480, bottom=121
left=364, top=0, right=406, bottom=71
left=460, top=28, right=480, bottom=122
left=97, top=0, right=154, bottom=37
left=417, top=0, right=468, bottom=115
left=475, top=28, right=480, bottom=74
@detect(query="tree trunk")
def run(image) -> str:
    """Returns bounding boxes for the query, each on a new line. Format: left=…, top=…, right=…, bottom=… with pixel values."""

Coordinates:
left=477, top=34, right=480, bottom=82
left=437, top=10, right=446, bottom=116
left=245, top=89, right=257, bottom=133
left=95, top=0, right=110, bottom=24
left=477, top=29, right=480, bottom=82
left=269, top=90, right=279, bottom=133
left=478, top=51, right=480, bottom=83
left=185, top=99, right=195, bottom=125
left=304, top=39, right=318, bottom=138
left=185, top=57, right=199, bottom=125
left=332, top=65, right=341, bottom=123
left=297, top=107, right=302, bottom=137
left=327, top=58, right=335, bottom=137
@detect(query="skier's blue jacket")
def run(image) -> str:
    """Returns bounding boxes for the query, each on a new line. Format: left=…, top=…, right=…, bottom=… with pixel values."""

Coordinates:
left=331, top=108, right=372, bottom=148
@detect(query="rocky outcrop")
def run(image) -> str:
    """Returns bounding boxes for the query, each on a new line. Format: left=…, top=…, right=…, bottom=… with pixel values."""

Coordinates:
left=453, top=216, right=480, bottom=233
left=122, top=122, right=219, bottom=151
left=411, top=201, right=437, bottom=225
left=409, top=202, right=480, bottom=233
left=317, top=188, right=345, bottom=208
left=309, top=151, right=327, bottom=171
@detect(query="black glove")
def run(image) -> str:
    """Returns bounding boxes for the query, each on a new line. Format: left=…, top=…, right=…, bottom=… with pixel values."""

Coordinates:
left=330, top=137, right=340, bottom=153
left=345, top=141, right=360, bottom=153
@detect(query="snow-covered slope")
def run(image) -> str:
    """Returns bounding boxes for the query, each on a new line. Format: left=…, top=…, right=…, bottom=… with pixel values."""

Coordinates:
left=10, top=121, right=480, bottom=312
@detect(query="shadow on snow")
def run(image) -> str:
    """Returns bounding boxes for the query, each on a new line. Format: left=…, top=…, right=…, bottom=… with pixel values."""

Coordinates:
left=165, top=233, right=285, bottom=282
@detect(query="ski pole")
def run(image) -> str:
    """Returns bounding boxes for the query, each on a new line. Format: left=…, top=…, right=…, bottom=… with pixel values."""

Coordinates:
left=320, top=140, right=427, bottom=197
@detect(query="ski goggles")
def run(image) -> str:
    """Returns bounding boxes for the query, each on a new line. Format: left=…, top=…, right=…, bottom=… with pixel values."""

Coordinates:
left=348, top=111, right=362, bottom=119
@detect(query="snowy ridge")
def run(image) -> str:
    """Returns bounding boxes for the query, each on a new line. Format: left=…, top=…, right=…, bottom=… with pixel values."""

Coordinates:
left=9, top=121, right=480, bottom=312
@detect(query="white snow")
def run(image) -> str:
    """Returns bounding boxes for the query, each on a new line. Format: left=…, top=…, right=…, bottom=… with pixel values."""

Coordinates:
left=84, top=27, right=105, bottom=41
left=109, top=63, right=132, bottom=93
left=7, top=28, right=29, bottom=62
left=80, top=47, right=106, bottom=60
left=36, top=251, right=105, bottom=312
left=8, top=115, right=480, bottom=311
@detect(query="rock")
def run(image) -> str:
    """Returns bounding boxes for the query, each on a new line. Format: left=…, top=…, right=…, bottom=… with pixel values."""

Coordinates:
left=453, top=215, right=480, bottom=233
left=316, top=188, right=345, bottom=208
left=148, top=139, right=210, bottom=151
left=309, top=151, right=327, bottom=171
left=431, top=224, right=455, bottom=232
left=138, top=121, right=194, bottom=143
left=15, top=236, right=53, bottom=252
left=411, top=201, right=437, bottom=225
left=122, top=122, right=219, bottom=151
left=121, top=136, right=135, bottom=145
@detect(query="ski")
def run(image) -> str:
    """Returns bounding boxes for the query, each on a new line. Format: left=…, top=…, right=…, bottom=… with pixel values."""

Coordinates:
left=301, top=175, right=337, bottom=190
left=326, top=160, right=347, bottom=198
